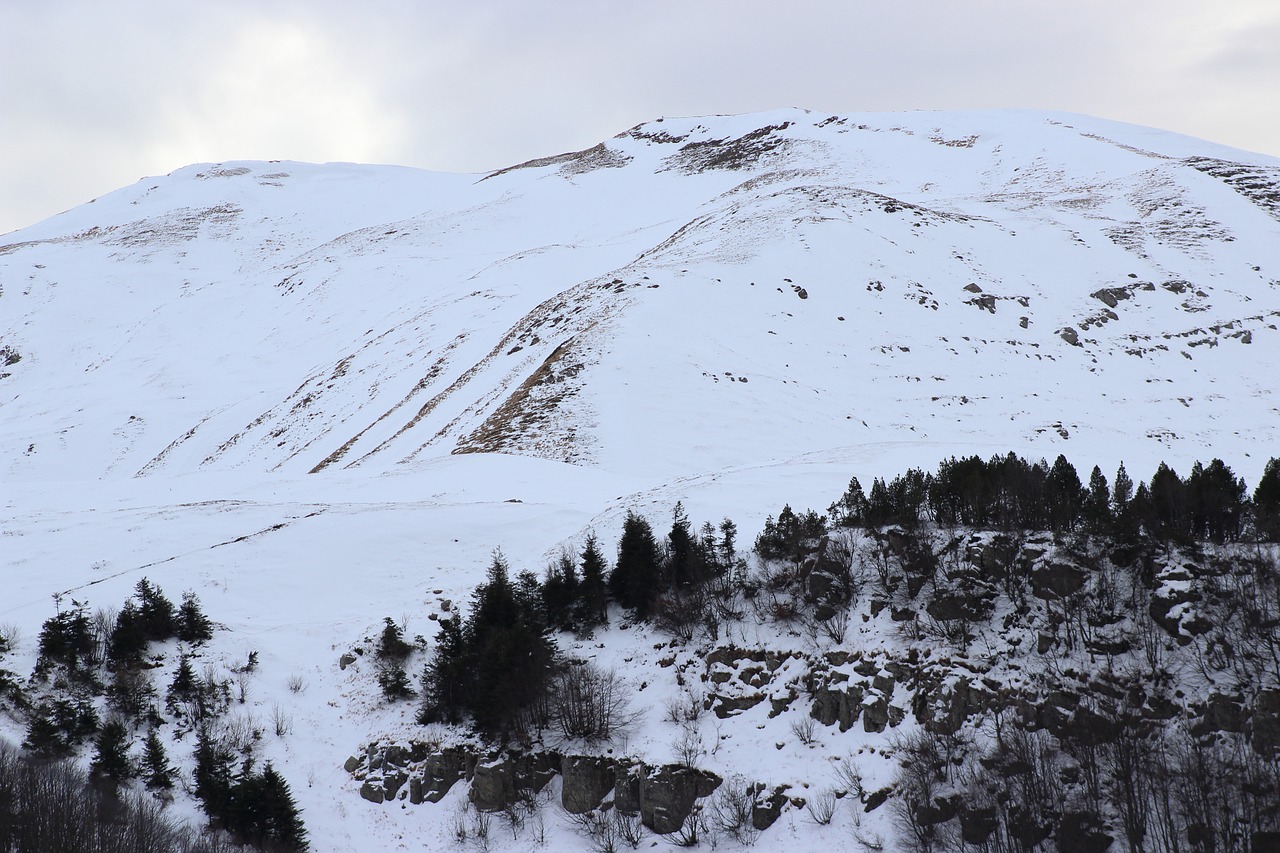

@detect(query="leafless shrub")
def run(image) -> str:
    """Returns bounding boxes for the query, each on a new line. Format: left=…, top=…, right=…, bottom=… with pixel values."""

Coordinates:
left=709, top=775, right=759, bottom=844
left=833, top=756, right=866, bottom=801
left=286, top=673, right=308, bottom=694
left=551, top=663, right=639, bottom=743
left=819, top=608, right=852, bottom=644
left=615, top=810, right=645, bottom=848
left=271, top=702, right=292, bottom=737
left=807, top=789, right=838, bottom=825
left=667, top=809, right=707, bottom=846
left=790, top=715, right=818, bottom=746
left=0, top=621, right=20, bottom=651
left=567, top=808, right=619, bottom=853
left=673, top=723, right=706, bottom=769
left=664, top=685, right=706, bottom=725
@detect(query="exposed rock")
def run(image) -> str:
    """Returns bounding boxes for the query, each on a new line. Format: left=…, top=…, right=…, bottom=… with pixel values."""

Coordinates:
left=1031, top=561, right=1086, bottom=599
left=422, top=747, right=467, bottom=803
left=1252, top=690, right=1280, bottom=756
left=1057, top=810, right=1113, bottom=853
left=470, top=758, right=515, bottom=812
left=359, top=779, right=385, bottom=804
left=1195, top=692, right=1248, bottom=735
left=639, top=765, right=722, bottom=834
left=752, top=785, right=789, bottom=830
left=811, top=681, right=864, bottom=731
left=561, top=756, right=615, bottom=814
left=959, top=804, right=1000, bottom=844
left=614, top=761, right=642, bottom=815
left=339, top=652, right=357, bottom=670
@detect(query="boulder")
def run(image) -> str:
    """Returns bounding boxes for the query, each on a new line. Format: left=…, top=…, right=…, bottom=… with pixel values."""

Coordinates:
left=470, top=758, right=514, bottom=812
left=959, top=804, right=999, bottom=844
left=1030, top=561, right=1086, bottom=599
left=639, top=764, right=722, bottom=834
left=1252, top=690, right=1280, bottom=756
left=359, top=779, right=385, bottom=804
left=562, top=756, right=615, bottom=815
left=752, top=785, right=789, bottom=830
left=1057, top=810, right=1113, bottom=853
left=614, top=761, right=642, bottom=815
left=423, top=748, right=467, bottom=803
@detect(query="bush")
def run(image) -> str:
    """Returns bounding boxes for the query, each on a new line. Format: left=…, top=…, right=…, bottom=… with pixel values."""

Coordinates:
left=550, top=663, right=635, bottom=742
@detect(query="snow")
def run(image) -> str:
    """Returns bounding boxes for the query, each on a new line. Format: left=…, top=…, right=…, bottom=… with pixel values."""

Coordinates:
left=2, top=107, right=1279, bottom=850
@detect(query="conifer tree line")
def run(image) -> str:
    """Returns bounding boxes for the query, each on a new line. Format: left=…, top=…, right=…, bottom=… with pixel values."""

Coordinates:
left=1, top=578, right=308, bottom=851
left=818, top=453, right=1280, bottom=543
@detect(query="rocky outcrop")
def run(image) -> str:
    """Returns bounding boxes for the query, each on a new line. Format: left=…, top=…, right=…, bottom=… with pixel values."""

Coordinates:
left=349, top=741, right=723, bottom=832
left=639, top=764, right=721, bottom=834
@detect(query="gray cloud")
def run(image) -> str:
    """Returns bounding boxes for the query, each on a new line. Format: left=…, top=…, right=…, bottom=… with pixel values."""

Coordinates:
left=3, top=0, right=1278, bottom=234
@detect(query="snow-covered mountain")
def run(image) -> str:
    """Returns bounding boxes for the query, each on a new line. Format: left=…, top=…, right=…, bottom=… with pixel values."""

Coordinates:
left=5, top=108, right=1279, bottom=486
left=3, top=109, right=1280, bottom=851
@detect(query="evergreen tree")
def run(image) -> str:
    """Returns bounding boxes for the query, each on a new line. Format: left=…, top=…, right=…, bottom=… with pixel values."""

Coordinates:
left=193, top=725, right=235, bottom=820
left=466, top=554, right=557, bottom=733
left=1045, top=454, right=1085, bottom=531
left=1112, top=462, right=1134, bottom=510
left=1149, top=463, right=1189, bottom=542
left=90, top=718, right=133, bottom=782
left=375, top=620, right=415, bottom=700
left=1186, top=459, right=1247, bottom=543
left=33, top=603, right=96, bottom=679
left=829, top=476, right=869, bottom=526
left=107, top=666, right=158, bottom=724
left=259, top=762, right=309, bottom=851
left=718, top=518, right=738, bottom=569
left=576, top=534, right=609, bottom=629
left=1085, top=465, right=1111, bottom=533
left=1254, top=457, right=1280, bottom=540
left=107, top=599, right=147, bottom=670
left=135, top=579, right=177, bottom=642
left=418, top=615, right=466, bottom=724
left=542, top=549, right=581, bottom=632
left=176, top=591, right=213, bottom=644
left=665, top=502, right=702, bottom=587
left=610, top=511, right=661, bottom=617
left=166, top=653, right=199, bottom=715
left=142, top=727, right=175, bottom=790
left=375, top=617, right=412, bottom=661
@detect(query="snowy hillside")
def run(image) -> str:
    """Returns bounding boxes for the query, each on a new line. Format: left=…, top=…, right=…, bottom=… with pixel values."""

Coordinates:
left=4, top=108, right=1280, bottom=484
left=3, top=109, right=1280, bottom=851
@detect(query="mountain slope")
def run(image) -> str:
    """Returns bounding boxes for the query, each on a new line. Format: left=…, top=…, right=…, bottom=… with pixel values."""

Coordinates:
left=4, top=108, right=1279, bottom=485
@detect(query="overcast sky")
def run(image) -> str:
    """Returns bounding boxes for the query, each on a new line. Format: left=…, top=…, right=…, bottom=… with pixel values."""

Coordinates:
left=3, top=0, right=1279, bottom=235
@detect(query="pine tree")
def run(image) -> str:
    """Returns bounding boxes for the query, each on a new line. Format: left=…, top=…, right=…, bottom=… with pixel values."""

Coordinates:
left=418, top=615, right=466, bottom=724
left=135, top=578, right=176, bottom=642
left=176, top=591, right=213, bottom=644
left=1045, top=454, right=1085, bottom=531
left=1254, top=457, right=1280, bottom=540
left=90, top=718, right=133, bottom=782
left=142, top=727, right=175, bottom=790
left=542, top=550, right=580, bottom=631
left=1085, top=465, right=1111, bottom=533
left=166, top=652, right=199, bottom=716
left=666, top=502, right=700, bottom=587
left=610, top=511, right=661, bottom=617
left=1112, top=462, right=1134, bottom=510
left=260, top=762, right=309, bottom=850
left=375, top=617, right=412, bottom=661
left=577, top=534, right=609, bottom=629
left=107, top=599, right=147, bottom=670
left=193, top=725, right=235, bottom=820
